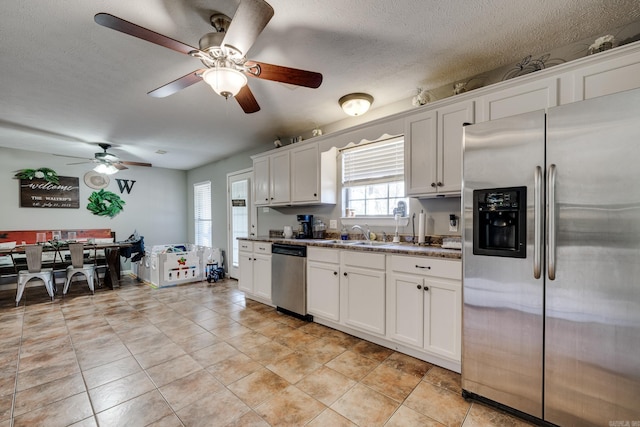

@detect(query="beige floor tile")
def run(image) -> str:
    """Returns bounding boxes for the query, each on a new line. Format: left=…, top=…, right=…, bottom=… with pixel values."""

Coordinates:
left=209, top=321, right=253, bottom=339
left=227, top=368, right=290, bottom=408
left=226, top=331, right=271, bottom=352
left=88, top=371, right=156, bottom=413
left=255, top=385, right=325, bottom=425
left=82, top=356, right=142, bottom=389
left=170, top=330, right=220, bottom=353
left=95, top=390, right=173, bottom=427
left=274, top=328, right=319, bottom=351
left=266, top=352, right=322, bottom=384
left=254, top=321, right=297, bottom=339
left=304, top=337, right=348, bottom=364
left=191, top=342, right=240, bottom=368
left=159, top=369, right=225, bottom=411
left=383, top=352, right=434, bottom=379
left=145, top=413, right=184, bottom=427
left=0, top=393, right=14, bottom=422
left=331, top=383, right=400, bottom=427
left=175, top=389, right=250, bottom=427
left=68, top=416, right=98, bottom=426
left=145, top=354, right=202, bottom=388
left=14, top=373, right=86, bottom=416
left=385, top=405, right=446, bottom=427
left=13, top=392, right=93, bottom=427
left=351, top=339, right=394, bottom=362
left=462, top=402, right=537, bottom=427
left=222, top=410, right=269, bottom=426
left=361, top=363, right=422, bottom=402
left=309, top=408, right=358, bottom=426
left=16, top=355, right=81, bottom=392
left=325, top=350, right=380, bottom=381
left=122, top=332, right=175, bottom=355
left=74, top=342, right=131, bottom=371
left=296, top=366, right=357, bottom=406
left=423, top=366, right=463, bottom=394
left=133, top=342, right=187, bottom=369
left=241, top=340, right=293, bottom=365
left=207, top=353, right=262, bottom=385
left=404, top=381, right=471, bottom=426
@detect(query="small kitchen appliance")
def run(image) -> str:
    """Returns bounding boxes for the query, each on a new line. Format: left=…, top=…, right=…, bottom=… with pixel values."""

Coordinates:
left=296, top=214, right=313, bottom=239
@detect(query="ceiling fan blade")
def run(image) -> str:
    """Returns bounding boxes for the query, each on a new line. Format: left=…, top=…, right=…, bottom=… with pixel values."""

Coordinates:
left=222, top=0, right=274, bottom=57
left=148, top=69, right=206, bottom=98
left=94, top=13, right=197, bottom=55
left=235, top=85, right=261, bottom=114
left=66, top=161, right=93, bottom=165
left=121, top=161, right=152, bottom=167
left=114, top=163, right=129, bottom=171
left=245, top=61, right=322, bottom=88
left=53, top=153, right=92, bottom=161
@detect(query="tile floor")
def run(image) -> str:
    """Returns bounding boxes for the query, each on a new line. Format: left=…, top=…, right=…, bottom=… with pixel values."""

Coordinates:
left=0, top=276, right=536, bottom=427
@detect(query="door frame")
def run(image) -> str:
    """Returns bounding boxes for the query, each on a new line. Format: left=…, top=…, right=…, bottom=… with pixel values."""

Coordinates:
left=227, top=168, right=255, bottom=279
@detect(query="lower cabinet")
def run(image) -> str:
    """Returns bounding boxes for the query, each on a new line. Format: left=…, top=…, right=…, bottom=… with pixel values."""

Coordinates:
left=340, top=251, right=386, bottom=336
left=238, top=241, right=272, bottom=304
left=387, top=255, right=462, bottom=362
left=307, top=247, right=340, bottom=321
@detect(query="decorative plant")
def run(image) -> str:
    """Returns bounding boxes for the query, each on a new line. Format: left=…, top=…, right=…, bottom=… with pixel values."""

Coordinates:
left=412, top=87, right=431, bottom=106
left=14, top=167, right=60, bottom=184
left=87, top=189, right=125, bottom=218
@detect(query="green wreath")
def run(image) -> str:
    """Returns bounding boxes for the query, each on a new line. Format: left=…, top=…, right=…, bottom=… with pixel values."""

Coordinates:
left=87, top=189, right=125, bottom=218
left=14, top=167, right=60, bottom=184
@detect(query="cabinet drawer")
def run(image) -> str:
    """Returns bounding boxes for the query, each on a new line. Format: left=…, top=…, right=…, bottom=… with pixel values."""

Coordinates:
left=254, top=242, right=272, bottom=253
left=308, top=247, right=339, bottom=264
left=239, top=241, right=253, bottom=252
left=341, top=251, right=385, bottom=270
left=389, top=256, right=461, bottom=280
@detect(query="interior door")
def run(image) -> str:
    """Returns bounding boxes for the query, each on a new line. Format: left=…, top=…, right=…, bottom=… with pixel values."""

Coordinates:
left=227, top=169, right=254, bottom=279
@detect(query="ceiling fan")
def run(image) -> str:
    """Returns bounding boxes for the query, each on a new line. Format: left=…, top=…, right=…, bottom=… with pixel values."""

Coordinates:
left=63, top=143, right=152, bottom=174
left=94, top=0, right=323, bottom=114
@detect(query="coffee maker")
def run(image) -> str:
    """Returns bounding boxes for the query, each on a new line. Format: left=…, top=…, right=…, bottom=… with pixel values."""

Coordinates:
left=296, top=214, right=314, bottom=239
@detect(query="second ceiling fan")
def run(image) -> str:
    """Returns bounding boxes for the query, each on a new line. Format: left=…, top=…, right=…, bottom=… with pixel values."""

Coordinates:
left=95, top=0, right=323, bottom=114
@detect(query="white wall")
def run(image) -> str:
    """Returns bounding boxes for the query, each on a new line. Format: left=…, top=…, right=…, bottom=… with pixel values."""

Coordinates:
left=0, top=147, right=187, bottom=247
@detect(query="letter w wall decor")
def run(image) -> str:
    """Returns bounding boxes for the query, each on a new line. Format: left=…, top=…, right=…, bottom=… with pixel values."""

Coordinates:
left=115, top=179, right=136, bottom=194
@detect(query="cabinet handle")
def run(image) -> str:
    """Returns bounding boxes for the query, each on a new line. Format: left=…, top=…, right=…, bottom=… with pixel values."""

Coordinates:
left=437, top=182, right=443, bottom=187
left=334, top=271, right=338, bottom=276
left=431, top=182, right=436, bottom=188
left=417, top=285, right=422, bottom=290
left=343, top=272, right=347, bottom=277
left=314, top=193, right=317, bottom=197
left=415, top=265, right=431, bottom=270
left=265, top=198, right=269, bottom=201
left=424, top=286, right=429, bottom=291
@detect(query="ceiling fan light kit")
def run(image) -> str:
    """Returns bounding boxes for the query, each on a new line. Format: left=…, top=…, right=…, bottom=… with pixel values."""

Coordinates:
left=93, top=163, right=119, bottom=175
left=202, top=67, right=248, bottom=99
left=339, top=93, right=374, bottom=116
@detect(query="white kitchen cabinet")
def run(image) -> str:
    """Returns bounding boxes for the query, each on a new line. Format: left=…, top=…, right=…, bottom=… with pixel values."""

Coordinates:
left=340, top=251, right=386, bottom=336
left=307, top=247, right=340, bottom=321
left=237, top=241, right=272, bottom=304
left=252, top=152, right=290, bottom=206
left=570, top=50, right=640, bottom=101
left=404, top=100, right=473, bottom=197
left=387, top=255, right=462, bottom=362
left=477, top=76, right=558, bottom=122
left=290, top=144, right=337, bottom=205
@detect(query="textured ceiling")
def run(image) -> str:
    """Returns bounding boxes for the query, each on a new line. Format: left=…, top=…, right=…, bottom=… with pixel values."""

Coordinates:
left=1, top=0, right=639, bottom=169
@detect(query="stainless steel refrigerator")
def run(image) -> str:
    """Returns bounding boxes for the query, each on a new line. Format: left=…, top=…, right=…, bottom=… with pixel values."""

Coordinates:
left=462, top=88, right=640, bottom=426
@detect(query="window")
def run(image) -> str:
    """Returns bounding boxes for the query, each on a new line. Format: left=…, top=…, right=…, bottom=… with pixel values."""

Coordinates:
left=194, top=181, right=212, bottom=247
left=342, top=137, right=407, bottom=217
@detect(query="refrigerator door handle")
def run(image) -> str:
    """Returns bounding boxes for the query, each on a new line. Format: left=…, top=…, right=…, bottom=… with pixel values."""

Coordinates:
left=547, top=163, right=557, bottom=280
left=534, top=166, right=543, bottom=279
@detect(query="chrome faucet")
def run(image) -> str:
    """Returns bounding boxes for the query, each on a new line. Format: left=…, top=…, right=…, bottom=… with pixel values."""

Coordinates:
left=352, top=224, right=371, bottom=241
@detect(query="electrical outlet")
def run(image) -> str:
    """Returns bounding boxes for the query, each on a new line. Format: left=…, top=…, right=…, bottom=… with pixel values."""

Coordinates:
left=329, top=219, right=338, bottom=229
left=449, top=214, right=458, bottom=232
left=449, top=223, right=458, bottom=232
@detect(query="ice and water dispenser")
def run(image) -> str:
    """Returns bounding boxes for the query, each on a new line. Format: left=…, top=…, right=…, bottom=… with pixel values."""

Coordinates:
left=473, top=187, right=527, bottom=258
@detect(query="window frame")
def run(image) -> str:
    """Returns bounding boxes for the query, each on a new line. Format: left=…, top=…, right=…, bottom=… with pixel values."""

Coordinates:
left=193, top=181, right=212, bottom=247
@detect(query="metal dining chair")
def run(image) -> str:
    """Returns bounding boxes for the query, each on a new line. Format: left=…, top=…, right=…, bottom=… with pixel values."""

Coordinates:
left=16, top=245, right=55, bottom=306
left=63, top=243, right=97, bottom=295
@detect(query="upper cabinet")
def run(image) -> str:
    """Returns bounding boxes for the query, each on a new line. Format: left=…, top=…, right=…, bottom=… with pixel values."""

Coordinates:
left=405, top=100, right=474, bottom=197
left=253, top=142, right=336, bottom=207
left=568, top=50, right=640, bottom=101
left=476, top=77, right=558, bottom=122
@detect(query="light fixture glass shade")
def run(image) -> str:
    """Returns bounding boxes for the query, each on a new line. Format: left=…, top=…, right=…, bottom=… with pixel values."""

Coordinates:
left=202, top=68, right=248, bottom=99
left=94, top=163, right=119, bottom=175
left=339, top=93, right=374, bottom=116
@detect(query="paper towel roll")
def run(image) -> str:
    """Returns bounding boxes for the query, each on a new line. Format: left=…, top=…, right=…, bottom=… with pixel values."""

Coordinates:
left=418, top=212, right=425, bottom=243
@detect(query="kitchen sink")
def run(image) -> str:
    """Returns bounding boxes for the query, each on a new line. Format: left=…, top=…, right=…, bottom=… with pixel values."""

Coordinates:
left=344, top=241, right=393, bottom=247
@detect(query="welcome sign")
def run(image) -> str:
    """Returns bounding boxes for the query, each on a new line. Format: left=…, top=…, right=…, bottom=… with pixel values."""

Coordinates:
left=19, top=176, right=80, bottom=208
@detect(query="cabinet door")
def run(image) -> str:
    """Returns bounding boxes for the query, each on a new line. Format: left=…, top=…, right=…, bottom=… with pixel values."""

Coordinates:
left=291, top=144, right=320, bottom=203
left=437, top=101, right=474, bottom=194
left=405, top=110, right=437, bottom=196
left=572, top=53, right=640, bottom=101
left=253, top=157, right=270, bottom=206
left=252, top=254, right=272, bottom=301
left=424, top=278, right=461, bottom=361
left=307, top=261, right=340, bottom=321
left=341, top=266, right=385, bottom=336
left=387, top=273, right=424, bottom=347
left=270, top=151, right=290, bottom=205
left=238, top=252, right=254, bottom=293
left=478, top=77, right=558, bottom=122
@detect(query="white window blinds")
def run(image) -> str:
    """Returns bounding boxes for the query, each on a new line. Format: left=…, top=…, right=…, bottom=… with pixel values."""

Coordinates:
left=194, top=181, right=212, bottom=247
left=341, top=137, right=404, bottom=187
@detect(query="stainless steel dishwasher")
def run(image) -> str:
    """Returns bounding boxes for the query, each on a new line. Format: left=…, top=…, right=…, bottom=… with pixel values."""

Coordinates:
left=271, top=243, right=311, bottom=321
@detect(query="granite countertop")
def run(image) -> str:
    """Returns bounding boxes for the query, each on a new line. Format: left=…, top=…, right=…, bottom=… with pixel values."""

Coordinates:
left=240, top=237, right=462, bottom=260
